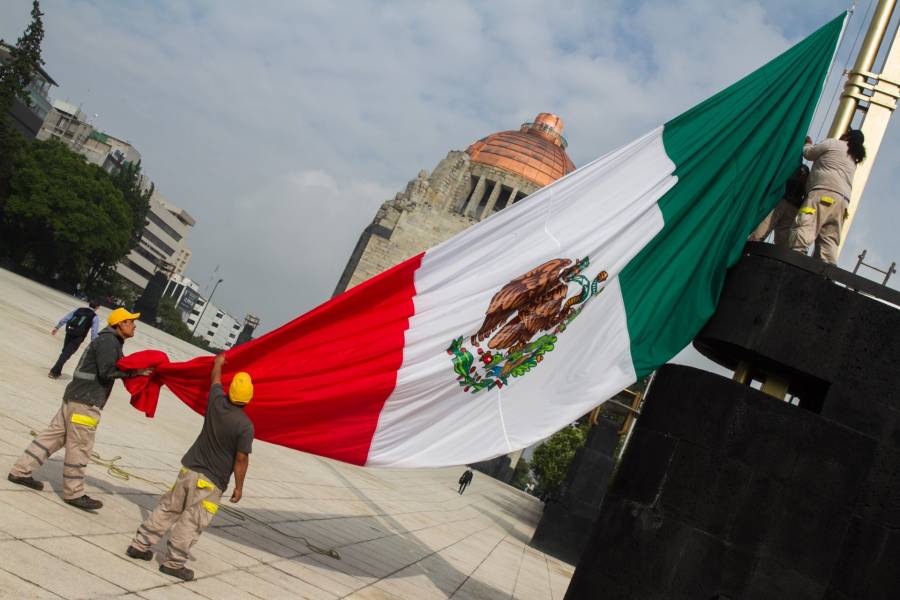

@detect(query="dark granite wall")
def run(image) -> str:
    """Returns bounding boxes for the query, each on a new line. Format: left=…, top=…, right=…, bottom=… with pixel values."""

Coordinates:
left=530, top=418, right=619, bottom=564
left=566, top=250, right=900, bottom=599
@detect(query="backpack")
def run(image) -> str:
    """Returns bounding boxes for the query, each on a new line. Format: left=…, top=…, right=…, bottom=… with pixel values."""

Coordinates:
left=66, top=307, right=95, bottom=338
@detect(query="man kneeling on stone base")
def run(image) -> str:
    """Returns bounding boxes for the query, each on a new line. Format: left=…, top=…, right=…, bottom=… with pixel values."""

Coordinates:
left=126, top=353, right=254, bottom=581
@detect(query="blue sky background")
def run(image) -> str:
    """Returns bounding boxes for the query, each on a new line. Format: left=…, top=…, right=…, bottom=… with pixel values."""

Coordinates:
left=1, top=0, right=895, bottom=352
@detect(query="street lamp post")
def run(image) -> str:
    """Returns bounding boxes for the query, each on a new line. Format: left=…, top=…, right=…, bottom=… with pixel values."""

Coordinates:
left=192, top=278, right=223, bottom=336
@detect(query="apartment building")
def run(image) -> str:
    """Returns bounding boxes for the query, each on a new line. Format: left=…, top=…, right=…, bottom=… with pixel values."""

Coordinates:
left=186, top=297, right=242, bottom=350
left=116, top=191, right=196, bottom=289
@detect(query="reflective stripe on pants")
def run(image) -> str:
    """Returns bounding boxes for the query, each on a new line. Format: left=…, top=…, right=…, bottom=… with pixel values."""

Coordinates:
left=9, top=401, right=101, bottom=499
left=131, top=467, right=223, bottom=569
left=789, top=190, right=847, bottom=264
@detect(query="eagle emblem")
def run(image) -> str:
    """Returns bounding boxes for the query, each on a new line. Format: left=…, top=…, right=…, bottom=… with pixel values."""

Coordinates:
left=447, top=257, right=608, bottom=393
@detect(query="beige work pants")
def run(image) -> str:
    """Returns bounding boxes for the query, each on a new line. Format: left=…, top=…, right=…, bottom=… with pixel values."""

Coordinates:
left=9, top=400, right=101, bottom=500
left=131, top=467, right=222, bottom=569
left=749, top=199, right=798, bottom=247
left=789, top=190, right=847, bottom=265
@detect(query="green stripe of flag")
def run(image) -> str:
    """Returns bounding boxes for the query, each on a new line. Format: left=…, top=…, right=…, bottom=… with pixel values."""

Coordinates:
left=621, top=13, right=846, bottom=377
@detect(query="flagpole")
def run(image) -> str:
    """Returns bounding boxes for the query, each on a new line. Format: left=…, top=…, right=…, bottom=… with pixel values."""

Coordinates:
left=829, top=0, right=899, bottom=258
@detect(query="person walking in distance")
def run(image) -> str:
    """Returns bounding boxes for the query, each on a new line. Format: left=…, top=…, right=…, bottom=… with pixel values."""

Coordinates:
left=48, top=301, right=100, bottom=379
left=126, top=353, right=254, bottom=582
left=458, top=468, right=473, bottom=494
left=789, top=130, right=866, bottom=263
left=8, top=308, right=151, bottom=510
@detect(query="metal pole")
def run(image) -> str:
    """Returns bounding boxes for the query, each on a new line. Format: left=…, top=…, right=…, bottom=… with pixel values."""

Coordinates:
left=853, top=249, right=868, bottom=274
left=828, top=0, right=897, bottom=138
left=831, top=0, right=900, bottom=257
left=884, top=262, right=897, bottom=285
left=192, top=278, right=223, bottom=336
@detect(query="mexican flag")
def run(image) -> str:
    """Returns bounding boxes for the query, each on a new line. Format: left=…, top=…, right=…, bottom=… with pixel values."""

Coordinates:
left=128, top=14, right=844, bottom=467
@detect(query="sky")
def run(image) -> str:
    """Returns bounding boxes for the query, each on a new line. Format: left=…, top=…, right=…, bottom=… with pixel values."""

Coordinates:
left=1, top=0, right=895, bottom=357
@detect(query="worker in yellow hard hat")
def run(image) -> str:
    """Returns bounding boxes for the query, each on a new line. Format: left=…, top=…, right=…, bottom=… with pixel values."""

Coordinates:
left=127, top=353, right=255, bottom=581
left=8, top=307, right=153, bottom=511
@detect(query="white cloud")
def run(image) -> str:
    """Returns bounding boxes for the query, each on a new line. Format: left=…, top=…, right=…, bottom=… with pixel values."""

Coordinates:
left=1, top=0, right=895, bottom=332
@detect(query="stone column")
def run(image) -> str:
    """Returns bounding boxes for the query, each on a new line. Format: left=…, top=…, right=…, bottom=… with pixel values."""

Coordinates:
left=475, top=181, right=503, bottom=219
left=462, top=175, right=486, bottom=216
left=501, top=187, right=519, bottom=212
left=481, top=183, right=510, bottom=218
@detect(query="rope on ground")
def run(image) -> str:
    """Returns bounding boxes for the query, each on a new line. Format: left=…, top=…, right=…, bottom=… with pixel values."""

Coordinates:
left=17, top=422, right=340, bottom=560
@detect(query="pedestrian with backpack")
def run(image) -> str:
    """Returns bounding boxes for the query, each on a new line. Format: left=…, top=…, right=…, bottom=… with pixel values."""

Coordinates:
left=49, top=301, right=100, bottom=379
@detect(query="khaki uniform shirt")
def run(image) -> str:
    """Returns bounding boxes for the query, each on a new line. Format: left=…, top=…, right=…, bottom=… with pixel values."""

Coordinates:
left=803, top=138, right=857, bottom=200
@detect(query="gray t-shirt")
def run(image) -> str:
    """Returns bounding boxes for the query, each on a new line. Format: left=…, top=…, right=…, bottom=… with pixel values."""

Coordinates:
left=803, top=138, right=857, bottom=200
left=181, top=383, right=254, bottom=490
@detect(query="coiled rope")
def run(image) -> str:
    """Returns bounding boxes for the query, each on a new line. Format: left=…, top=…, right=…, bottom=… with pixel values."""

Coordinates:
left=17, top=421, right=340, bottom=560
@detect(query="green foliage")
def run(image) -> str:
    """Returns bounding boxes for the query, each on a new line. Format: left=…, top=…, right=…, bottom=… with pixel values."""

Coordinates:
left=84, top=270, right=138, bottom=308
left=108, top=159, right=153, bottom=248
left=155, top=299, right=196, bottom=339
left=1, top=139, right=132, bottom=286
left=0, top=1, right=45, bottom=190
left=510, top=457, right=533, bottom=492
left=531, top=424, right=588, bottom=500
left=155, top=299, right=222, bottom=353
left=0, top=1, right=44, bottom=112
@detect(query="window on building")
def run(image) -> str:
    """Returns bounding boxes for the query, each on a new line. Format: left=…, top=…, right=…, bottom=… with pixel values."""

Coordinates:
left=233, top=324, right=241, bottom=330
left=146, top=211, right=183, bottom=242
left=121, top=258, right=153, bottom=281
left=142, top=229, right=175, bottom=256
left=132, top=244, right=162, bottom=267
left=211, top=322, right=219, bottom=328
left=207, top=331, right=215, bottom=337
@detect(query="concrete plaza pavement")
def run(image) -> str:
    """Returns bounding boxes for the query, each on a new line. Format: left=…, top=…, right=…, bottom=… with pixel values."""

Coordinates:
left=0, top=268, right=574, bottom=599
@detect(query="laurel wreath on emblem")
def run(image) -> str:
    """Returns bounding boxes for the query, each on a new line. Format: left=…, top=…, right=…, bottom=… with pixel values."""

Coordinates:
left=447, top=257, right=608, bottom=394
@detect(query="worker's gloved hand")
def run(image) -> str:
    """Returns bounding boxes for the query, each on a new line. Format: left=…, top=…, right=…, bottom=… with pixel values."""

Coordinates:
left=230, top=488, right=242, bottom=503
left=135, top=368, right=154, bottom=377
left=51, top=327, right=58, bottom=336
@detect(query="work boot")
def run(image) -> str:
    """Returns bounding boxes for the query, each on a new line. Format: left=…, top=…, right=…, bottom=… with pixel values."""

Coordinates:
left=126, top=546, right=153, bottom=561
left=65, top=495, right=103, bottom=511
left=47, top=371, right=60, bottom=379
left=159, top=564, right=194, bottom=581
left=7, top=473, right=44, bottom=491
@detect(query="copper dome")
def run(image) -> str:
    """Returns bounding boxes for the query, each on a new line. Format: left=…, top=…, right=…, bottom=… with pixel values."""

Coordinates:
left=467, top=113, right=576, bottom=188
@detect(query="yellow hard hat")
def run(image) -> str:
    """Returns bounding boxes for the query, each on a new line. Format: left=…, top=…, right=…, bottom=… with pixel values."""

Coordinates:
left=228, top=372, right=253, bottom=405
left=108, top=307, right=141, bottom=327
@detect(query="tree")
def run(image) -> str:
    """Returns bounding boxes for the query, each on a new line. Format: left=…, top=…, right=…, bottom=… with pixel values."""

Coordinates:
left=510, top=457, right=533, bottom=492
left=84, top=160, right=154, bottom=289
left=1, top=139, right=132, bottom=287
left=530, top=424, right=588, bottom=500
left=108, top=159, right=153, bottom=248
left=156, top=299, right=195, bottom=339
left=155, top=299, right=223, bottom=353
left=0, top=0, right=44, bottom=191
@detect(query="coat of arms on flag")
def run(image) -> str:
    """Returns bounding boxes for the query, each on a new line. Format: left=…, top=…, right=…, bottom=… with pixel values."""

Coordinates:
left=118, top=14, right=846, bottom=467
left=447, top=257, right=609, bottom=393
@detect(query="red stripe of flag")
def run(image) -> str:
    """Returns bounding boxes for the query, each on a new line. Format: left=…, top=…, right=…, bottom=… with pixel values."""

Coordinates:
left=144, top=252, right=424, bottom=465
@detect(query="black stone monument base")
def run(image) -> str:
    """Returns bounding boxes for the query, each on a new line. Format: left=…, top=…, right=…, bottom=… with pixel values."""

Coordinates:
left=530, top=418, right=618, bottom=565
left=133, top=270, right=169, bottom=325
left=566, top=246, right=900, bottom=599
left=565, top=364, right=900, bottom=599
